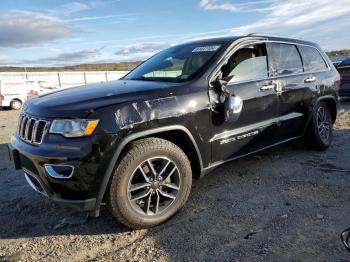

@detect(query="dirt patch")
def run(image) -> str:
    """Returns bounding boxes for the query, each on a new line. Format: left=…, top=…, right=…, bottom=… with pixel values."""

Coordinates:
left=1, top=104, right=350, bottom=261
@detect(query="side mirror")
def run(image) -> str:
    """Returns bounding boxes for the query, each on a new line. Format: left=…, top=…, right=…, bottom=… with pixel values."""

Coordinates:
left=224, top=96, right=243, bottom=122
left=212, top=78, right=228, bottom=90
left=341, top=228, right=350, bottom=252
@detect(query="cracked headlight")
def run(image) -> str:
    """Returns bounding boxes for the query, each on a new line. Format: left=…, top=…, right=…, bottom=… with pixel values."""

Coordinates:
left=49, top=119, right=99, bottom=138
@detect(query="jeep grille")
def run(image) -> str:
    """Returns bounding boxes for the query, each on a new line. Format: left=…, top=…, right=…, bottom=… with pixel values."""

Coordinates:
left=18, top=114, right=49, bottom=145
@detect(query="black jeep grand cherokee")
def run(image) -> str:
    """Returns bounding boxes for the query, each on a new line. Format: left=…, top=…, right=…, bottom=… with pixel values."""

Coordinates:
left=8, top=34, right=340, bottom=229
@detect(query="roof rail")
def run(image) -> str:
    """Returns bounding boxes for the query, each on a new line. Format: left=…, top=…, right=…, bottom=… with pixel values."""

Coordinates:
left=246, top=33, right=287, bottom=38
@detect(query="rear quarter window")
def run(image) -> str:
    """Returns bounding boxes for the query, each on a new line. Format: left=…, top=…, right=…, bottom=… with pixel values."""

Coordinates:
left=299, top=45, right=328, bottom=72
left=267, top=43, right=303, bottom=76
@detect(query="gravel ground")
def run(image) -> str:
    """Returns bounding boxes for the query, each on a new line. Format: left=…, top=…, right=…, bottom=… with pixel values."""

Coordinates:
left=0, top=103, right=350, bottom=261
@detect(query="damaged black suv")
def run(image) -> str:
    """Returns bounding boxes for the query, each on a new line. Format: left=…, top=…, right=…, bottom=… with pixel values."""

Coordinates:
left=8, top=34, right=340, bottom=229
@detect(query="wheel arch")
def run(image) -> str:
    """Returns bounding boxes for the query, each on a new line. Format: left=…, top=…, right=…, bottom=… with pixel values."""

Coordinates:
left=319, top=96, right=338, bottom=124
left=10, top=98, right=24, bottom=103
left=92, top=125, right=203, bottom=216
left=303, top=95, right=338, bottom=135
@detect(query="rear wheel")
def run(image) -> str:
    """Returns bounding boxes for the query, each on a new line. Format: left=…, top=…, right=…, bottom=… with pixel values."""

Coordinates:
left=10, top=99, right=22, bottom=110
left=306, top=102, right=333, bottom=150
left=108, top=138, right=192, bottom=229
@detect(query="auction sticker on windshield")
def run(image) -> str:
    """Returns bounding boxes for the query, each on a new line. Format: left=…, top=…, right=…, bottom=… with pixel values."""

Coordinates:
left=192, top=45, right=221, bottom=52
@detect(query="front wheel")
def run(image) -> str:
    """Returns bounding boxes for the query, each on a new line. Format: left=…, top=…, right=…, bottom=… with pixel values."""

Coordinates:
left=108, top=138, right=192, bottom=229
left=306, top=102, right=333, bottom=150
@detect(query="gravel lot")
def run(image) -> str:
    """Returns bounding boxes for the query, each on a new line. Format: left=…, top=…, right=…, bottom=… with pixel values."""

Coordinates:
left=1, top=103, right=350, bottom=261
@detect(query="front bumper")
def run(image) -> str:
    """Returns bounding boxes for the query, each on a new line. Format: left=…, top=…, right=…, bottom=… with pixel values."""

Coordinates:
left=7, top=133, right=117, bottom=214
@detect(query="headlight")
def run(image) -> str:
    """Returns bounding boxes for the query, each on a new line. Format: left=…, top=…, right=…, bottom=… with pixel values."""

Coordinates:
left=49, top=119, right=99, bottom=138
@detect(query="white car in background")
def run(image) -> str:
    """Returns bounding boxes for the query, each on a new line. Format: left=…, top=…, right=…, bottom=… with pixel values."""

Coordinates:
left=0, top=80, right=58, bottom=110
left=26, top=80, right=58, bottom=96
left=0, top=81, right=27, bottom=110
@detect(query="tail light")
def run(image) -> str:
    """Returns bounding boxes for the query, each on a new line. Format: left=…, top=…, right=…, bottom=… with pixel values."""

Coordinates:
left=0, top=95, right=4, bottom=101
left=336, top=71, right=341, bottom=87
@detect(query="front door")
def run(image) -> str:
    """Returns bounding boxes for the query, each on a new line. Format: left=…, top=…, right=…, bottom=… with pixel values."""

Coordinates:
left=210, top=42, right=279, bottom=163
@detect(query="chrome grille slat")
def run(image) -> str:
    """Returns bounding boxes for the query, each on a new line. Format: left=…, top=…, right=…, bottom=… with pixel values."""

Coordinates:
left=18, top=114, right=49, bottom=145
left=32, top=121, right=39, bottom=142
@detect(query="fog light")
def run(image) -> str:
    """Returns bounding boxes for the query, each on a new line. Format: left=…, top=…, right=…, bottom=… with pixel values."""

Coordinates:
left=44, top=164, right=74, bottom=179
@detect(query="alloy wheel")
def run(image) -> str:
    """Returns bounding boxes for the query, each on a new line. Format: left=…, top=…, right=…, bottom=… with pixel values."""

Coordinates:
left=317, top=106, right=330, bottom=143
left=127, top=157, right=181, bottom=216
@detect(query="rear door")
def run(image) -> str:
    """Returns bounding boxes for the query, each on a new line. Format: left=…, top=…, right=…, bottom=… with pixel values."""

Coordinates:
left=266, top=42, right=310, bottom=139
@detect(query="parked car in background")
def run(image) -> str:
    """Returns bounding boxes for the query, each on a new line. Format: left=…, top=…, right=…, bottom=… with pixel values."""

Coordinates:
left=333, top=61, right=342, bottom=68
left=0, top=81, right=27, bottom=110
left=0, top=80, right=58, bottom=109
left=26, top=81, right=58, bottom=98
left=8, top=34, right=339, bottom=229
left=336, top=57, right=350, bottom=98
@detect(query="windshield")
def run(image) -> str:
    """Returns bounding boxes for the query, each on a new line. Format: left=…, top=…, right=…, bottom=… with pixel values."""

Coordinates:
left=124, top=42, right=226, bottom=82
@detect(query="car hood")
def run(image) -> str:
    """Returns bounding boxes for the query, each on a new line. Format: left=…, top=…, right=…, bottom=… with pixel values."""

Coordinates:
left=24, top=80, right=183, bottom=118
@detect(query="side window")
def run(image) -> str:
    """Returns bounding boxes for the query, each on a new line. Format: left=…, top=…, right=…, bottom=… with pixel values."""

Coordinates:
left=267, top=43, right=303, bottom=76
left=221, top=43, right=268, bottom=83
left=299, top=45, right=328, bottom=72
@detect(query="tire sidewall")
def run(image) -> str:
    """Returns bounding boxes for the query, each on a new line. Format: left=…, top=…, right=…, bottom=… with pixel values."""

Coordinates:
left=311, top=102, right=333, bottom=148
left=109, top=141, right=192, bottom=227
left=10, top=100, right=22, bottom=110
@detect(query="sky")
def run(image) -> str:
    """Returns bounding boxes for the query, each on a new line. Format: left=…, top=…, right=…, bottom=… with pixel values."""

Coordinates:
left=0, top=0, right=350, bottom=66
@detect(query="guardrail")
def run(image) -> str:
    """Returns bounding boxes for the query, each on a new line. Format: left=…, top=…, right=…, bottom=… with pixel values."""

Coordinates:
left=0, top=71, right=129, bottom=88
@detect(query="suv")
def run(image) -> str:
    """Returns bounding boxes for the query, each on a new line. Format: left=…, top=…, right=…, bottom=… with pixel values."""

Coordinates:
left=8, top=35, right=339, bottom=229
left=336, top=57, right=350, bottom=98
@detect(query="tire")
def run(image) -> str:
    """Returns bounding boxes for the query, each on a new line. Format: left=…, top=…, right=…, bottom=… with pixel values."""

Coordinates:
left=108, top=137, right=192, bottom=229
left=306, top=102, right=333, bottom=150
left=10, top=99, right=22, bottom=110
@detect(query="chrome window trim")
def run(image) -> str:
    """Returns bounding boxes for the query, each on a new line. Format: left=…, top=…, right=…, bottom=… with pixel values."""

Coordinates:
left=209, top=38, right=331, bottom=88
left=338, top=65, right=350, bottom=69
left=225, top=69, right=329, bottom=87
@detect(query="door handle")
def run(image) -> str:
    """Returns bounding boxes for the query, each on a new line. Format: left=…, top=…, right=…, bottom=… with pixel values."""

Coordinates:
left=304, top=76, right=316, bottom=83
left=260, top=84, right=275, bottom=91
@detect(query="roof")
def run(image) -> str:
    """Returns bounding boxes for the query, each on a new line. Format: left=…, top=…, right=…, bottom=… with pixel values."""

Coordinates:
left=181, top=34, right=318, bottom=48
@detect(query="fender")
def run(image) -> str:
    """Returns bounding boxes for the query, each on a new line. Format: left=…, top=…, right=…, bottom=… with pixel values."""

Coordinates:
left=91, top=125, right=204, bottom=217
left=302, top=95, right=338, bottom=135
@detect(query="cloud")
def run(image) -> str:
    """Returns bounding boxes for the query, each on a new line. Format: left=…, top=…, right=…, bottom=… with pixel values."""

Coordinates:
left=0, top=11, right=73, bottom=47
left=228, top=0, right=350, bottom=34
left=199, top=0, right=242, bottom=12
left=48, top=1, right=122, bottom=17
left=195, top=0, right=350, bottom=49
left=115, top=42, right=173, bottom=56
left=0, top=48, right=106, bottom=66
left=57, top=2, right=90, bottom=15
left=43, top=48, right=104, bottom=63
left=65, top=14, right=136, bottom=23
